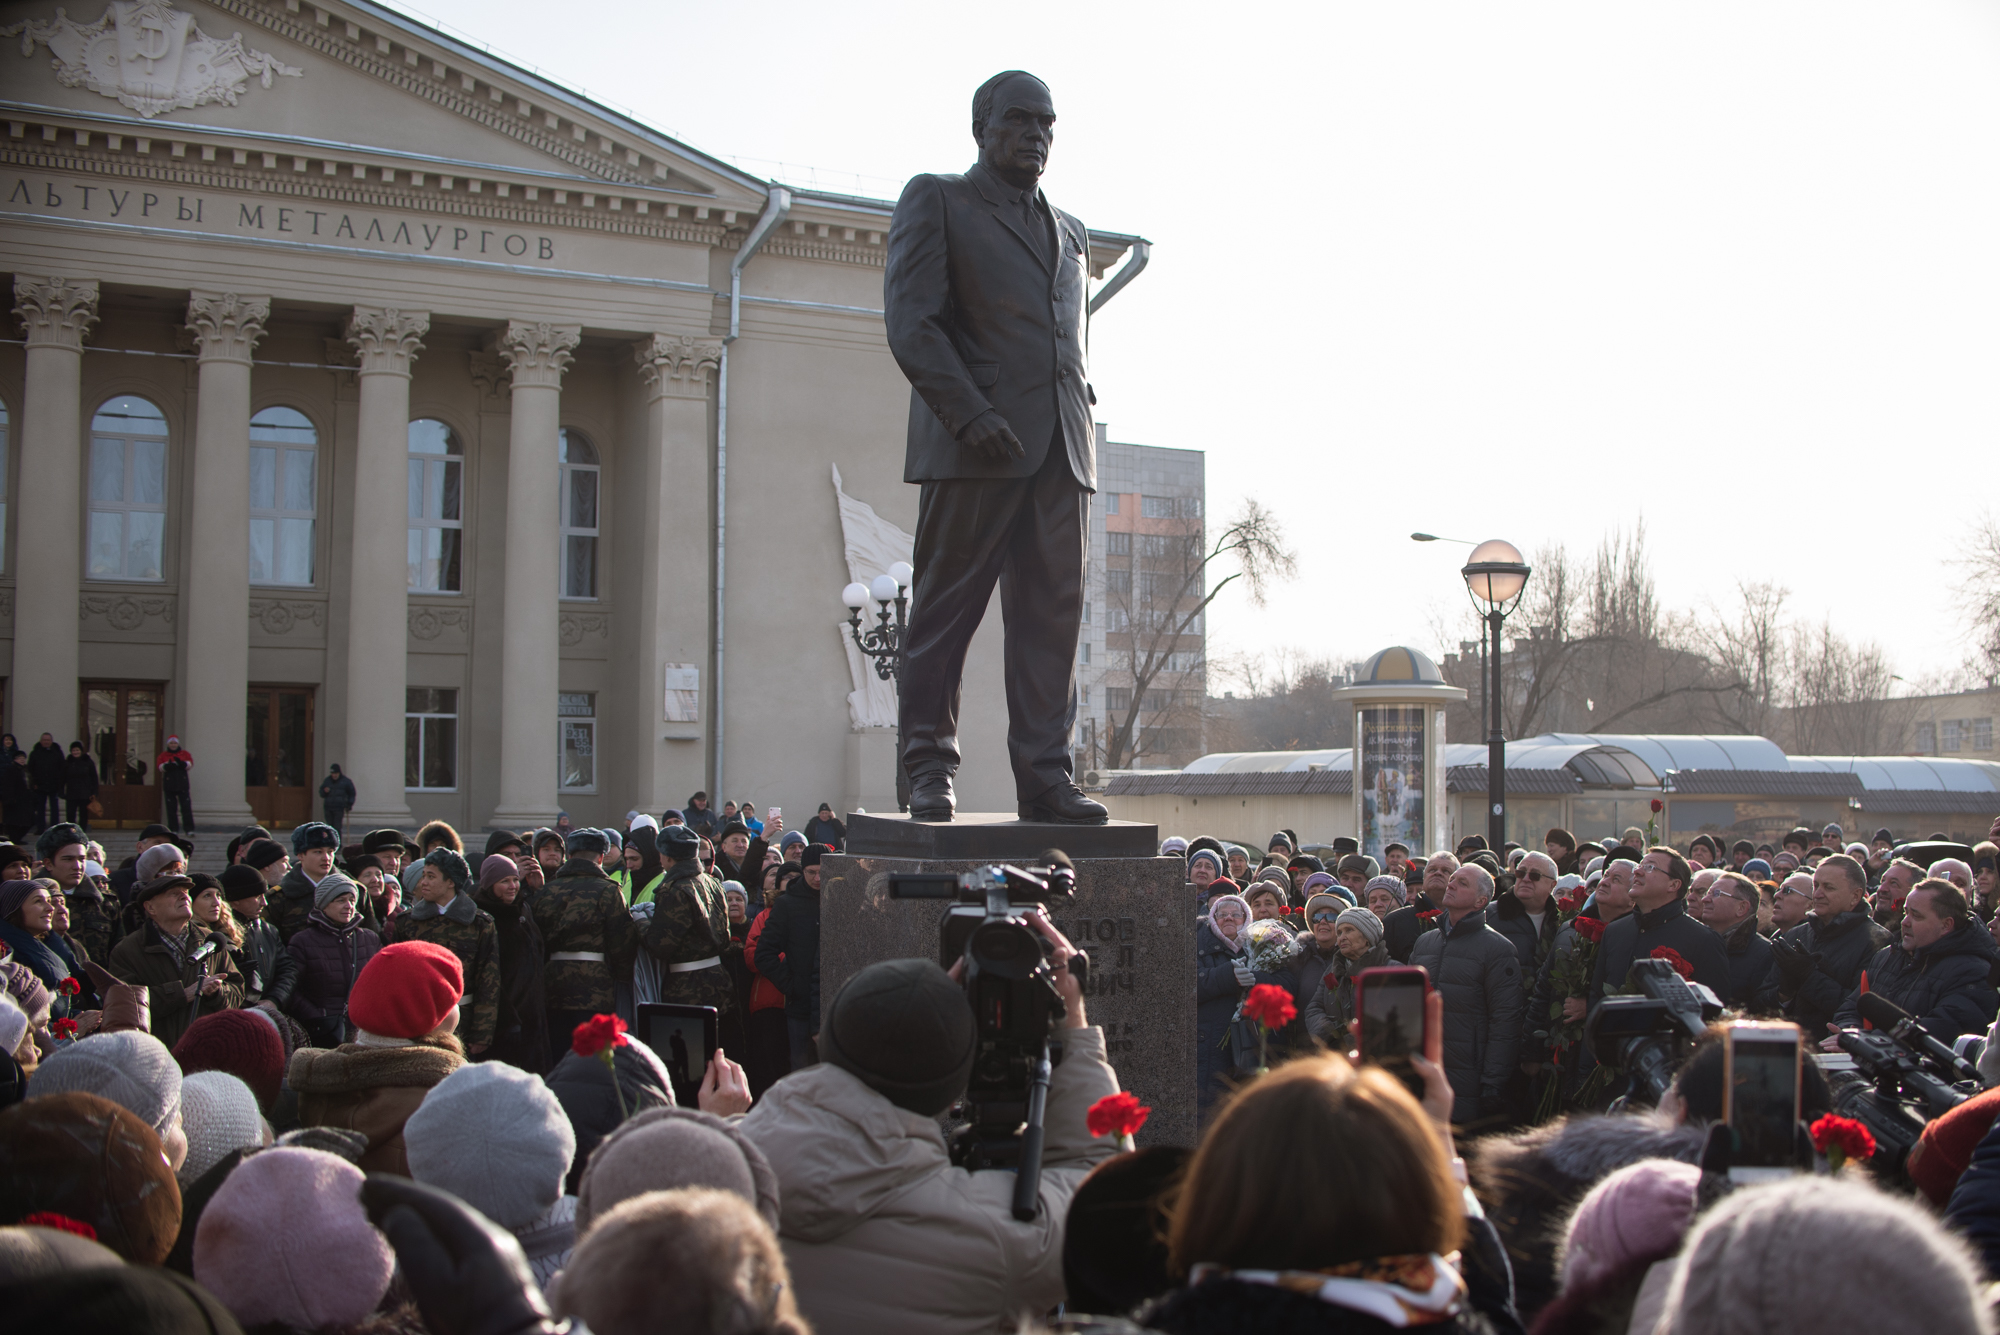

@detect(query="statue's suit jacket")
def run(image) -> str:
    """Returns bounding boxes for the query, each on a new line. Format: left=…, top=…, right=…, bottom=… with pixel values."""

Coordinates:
left=884, top=161, right=1097, bottom=490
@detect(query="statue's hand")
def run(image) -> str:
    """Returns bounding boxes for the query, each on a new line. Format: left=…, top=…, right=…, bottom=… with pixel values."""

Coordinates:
left=959, top=409, right=1026, bottom=463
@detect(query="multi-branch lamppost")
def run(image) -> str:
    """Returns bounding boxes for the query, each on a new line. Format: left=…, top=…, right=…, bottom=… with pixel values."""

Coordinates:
left=1460, top=540, right=1532, bottom=850
left=843, top=561, right=914, bottom=812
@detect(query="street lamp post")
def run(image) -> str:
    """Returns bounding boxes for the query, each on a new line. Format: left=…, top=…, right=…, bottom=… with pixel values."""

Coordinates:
left=843, top=561, right=914, bottom=812
left=1460, top=540, right=1532, bottom=850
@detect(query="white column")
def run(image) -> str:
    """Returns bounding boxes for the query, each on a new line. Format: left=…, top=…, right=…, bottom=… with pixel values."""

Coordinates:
left=343, top=308, right=429, bottom=829
left=9, top=278, right=97, bottom=739
left=488, top=321, right=579, bottom=829
left=183, top=292, right=269, bottom=828
left=631, top=334, right=721, bottom=812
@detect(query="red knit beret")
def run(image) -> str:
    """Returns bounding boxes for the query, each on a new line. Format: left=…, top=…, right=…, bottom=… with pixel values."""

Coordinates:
left=346, top=942, right=463, bottom=1040
left=1911, top=1086, right=2000, bottom=1207
left=174, top=1010, right=287, bottom=1111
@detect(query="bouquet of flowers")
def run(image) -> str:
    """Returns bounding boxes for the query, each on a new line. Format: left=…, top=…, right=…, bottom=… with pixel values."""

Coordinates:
left=1533, top=913, right=1606, bottom=1122
left=1242, top=917, right=1303, bottom=975
left=1222, top=922, right=1302, bottom=1073
left=1241, top=984, right=1298, bottom=1075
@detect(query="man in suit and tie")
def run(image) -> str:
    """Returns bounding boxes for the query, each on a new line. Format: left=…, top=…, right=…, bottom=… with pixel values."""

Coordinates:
left=884, top=70, right=1108, bottom=826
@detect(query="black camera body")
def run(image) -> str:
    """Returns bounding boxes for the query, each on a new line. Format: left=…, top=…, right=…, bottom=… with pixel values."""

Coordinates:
left=888, top=856, right=1078, bottom=1220
left=1827, top=1027, right=1972, bottom=1177
left=1585, top=957, right=1724, bottom=1105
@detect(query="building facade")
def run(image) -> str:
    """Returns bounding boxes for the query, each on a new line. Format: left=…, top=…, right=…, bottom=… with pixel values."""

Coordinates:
left=0, top=0, right=1144, bottom=833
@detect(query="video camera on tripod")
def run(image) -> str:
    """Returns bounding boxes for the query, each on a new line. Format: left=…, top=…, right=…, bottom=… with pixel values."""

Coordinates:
left=1825, top=993, right=1977, bottom=1177
left=889, top=852, right=1082, bottom=1221
left=1585, top=956, right=1724, bottom=1105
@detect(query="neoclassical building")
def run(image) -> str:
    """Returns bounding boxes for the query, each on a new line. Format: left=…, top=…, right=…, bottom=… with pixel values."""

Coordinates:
left=0, top=0, right=1146, bottom=833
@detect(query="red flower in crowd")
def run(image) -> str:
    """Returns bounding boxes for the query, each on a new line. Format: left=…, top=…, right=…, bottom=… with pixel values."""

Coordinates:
left=20, top=1212, right=96, bottom=1240
left=1649, top=946, right=1695, bottom=980
left=570, top=1013, right=629, bottom=1059
left=50, top=1017, right=78, bottom=1040
left=57, top=977, right=80, bottom=997
left=1650, top=798, right=1665, bottom=814
left=1418, top=909, right=1443, bottom=923
left=1087, top=1091, right=1153, bottom=1139
left=1574, top=916, right=1607, bottom=944
left=1810, top=1114, right=1876, bottom=1169
left=1243, top=983, right=1297, bottom=1029
left=1556, top=894, right=1582, bottom=915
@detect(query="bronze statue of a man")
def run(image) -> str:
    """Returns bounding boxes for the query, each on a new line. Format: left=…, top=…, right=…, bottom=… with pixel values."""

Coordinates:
left=883, top=70, right=1107, bottom=825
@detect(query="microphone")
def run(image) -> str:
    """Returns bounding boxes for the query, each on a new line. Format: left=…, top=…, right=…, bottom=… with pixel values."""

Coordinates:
left=1857, top=992, right=1982, bottom=1084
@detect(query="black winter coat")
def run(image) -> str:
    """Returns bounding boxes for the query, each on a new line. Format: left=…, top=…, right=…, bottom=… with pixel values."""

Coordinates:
left=1489, top=891, right=1562, bottom=975
left=1946, top=1109, right=2000, bottom=1280
left=0, top=760, right=33, bottom=824
left=1720, top=917, right=1775, bottom=1010
left=476, top=890, right=550, bottom=1074
left=285, top=910, right=383, bottom=1046
left=1409, top=907, right=1525, bottom=1122
left=1833, top=921, right=2000, bottom=1043
left=228, top=907, right=298, bottom=1010
left=1766, top=909, right=1890, bottom=1040
left=61, top=754, right=98, bottom=801
left=1589, top=897, right=1730, bottom=1003
left=754, top=879, right=821, bottom=1026
left=26, top=741, right=64, bottom=794
left=1381, top=893, right=1439, bottom=964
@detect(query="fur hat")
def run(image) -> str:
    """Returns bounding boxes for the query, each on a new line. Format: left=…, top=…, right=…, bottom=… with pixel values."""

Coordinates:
left=174, top=1009, right=286, bottom=1112
left=194, top=1147, right=394, bottom=1331
left=31, top=1030, right=182, bottom=1140
left=175, top=1072, right=264, bottom=1188
left=422, top=846, right=472, bottom=894
left=659, top=824, right=701, bottom=859
left=1558, top=1158, right=1702, bottom=1293
left=34, top=824, right=86, bottom=861
left=290, top=822, right=340, bottom=854
left=822, top=959, right=976, bottom=1117
left=577, top=1106, right=779, bottom=1235
left=348, top=941, right=462, bottom=1040
left=404, top=1062, right=575, bottom=1229
left=1657, top=1175, right=1987, bottom=1335
left=566, top=828, right=610, bottom=858
left=0, top=1091, right=182, bottom=1263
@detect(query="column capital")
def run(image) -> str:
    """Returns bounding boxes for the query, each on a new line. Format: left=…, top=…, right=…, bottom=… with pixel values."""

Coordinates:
left=13, top=276, right=99, bottom=351
left=345, top=307, right=430, bottom=377
left=496, top=321, right=581, bottom=390
left=186, top=291, right=271, bottom=365
left=634, top=333, right=723, bottom=401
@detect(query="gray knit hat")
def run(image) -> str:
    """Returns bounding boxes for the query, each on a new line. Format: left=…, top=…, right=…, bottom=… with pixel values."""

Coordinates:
left=403, top=1062, right=575, bottom=1229
left=575, top=1105, right=779, bottom=1235
left=312, top=870, right=360, bottom=913
left=1364, top=874, right=1408, bottom=907
left=29, top=1030, right=182, bottom=1139
left=134, top=842, right=185, bottom=882
left=176, top=1071, right=264, bottom=1188
left=1656, top=1175, right=1988, bottom=1335
left=1335, top=906, right=1384, bottom=949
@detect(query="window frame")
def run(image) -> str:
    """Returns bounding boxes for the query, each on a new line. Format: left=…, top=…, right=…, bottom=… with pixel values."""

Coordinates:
left=86, top=395, right=170, bottom=583
left=248, top=405, right=319, bottom=587
left=558, top=427, right=600, bottom=601
left=404, top=687, right=459, bottom=791
left=1974, top=717, right=1994, bottom=752
left=407, top=418, right=465, bottom=594
left=558, top=690, right=597, bottom=792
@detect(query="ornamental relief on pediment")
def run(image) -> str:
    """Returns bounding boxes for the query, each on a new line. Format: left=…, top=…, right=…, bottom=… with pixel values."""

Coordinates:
left=3, top=0, right=302, bottom=119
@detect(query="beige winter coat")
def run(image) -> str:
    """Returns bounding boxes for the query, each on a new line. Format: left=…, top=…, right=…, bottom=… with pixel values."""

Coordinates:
left=739, top=1025, right=1121, bottom=1335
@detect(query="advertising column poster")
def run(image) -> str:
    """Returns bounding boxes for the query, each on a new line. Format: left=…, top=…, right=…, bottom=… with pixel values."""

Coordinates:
left=1360, top=705, right=1426, bottom=862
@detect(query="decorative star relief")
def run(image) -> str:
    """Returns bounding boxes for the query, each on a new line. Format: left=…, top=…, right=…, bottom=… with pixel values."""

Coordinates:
left=4, top=0, right=303, bottom=119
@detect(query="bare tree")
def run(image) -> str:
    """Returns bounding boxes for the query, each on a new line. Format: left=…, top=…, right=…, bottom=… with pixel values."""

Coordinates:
left=1704, top=581, right=1791, bottom=736
left=1952, top=513, right=2000, bottom=685
left=1784, top=619, right=1903, bottom=755
left=1208, top=649, right=1358, bottom=752
left=1102, top=499, right=1295, bottom=769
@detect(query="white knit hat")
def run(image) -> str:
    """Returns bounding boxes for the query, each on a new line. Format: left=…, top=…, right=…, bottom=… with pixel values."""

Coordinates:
left=177, top=1071, right=266, bottom=1187
left=0, top=993, right=27, bottom=1060
left=29, top=1030, right=182, bottom=1138
left=404, top=1062, right=575, bottom=1228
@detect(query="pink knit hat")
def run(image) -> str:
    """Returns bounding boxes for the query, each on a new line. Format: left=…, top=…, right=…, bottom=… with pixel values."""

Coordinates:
left=1559, top=1158, right=1703, bottom=1293
left=193, top=1147, right=393, bottom=1330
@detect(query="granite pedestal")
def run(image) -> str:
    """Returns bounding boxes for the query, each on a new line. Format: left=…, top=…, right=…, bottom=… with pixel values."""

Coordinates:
left=821, top=827, right=1196, bottom=1148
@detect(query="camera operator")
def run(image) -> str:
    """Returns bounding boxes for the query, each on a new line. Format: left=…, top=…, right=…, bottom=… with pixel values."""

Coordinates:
left=1826, top=878, right=1998, bottom=1051
left=1765, top=854, right=1889, bottom=1040
left=1590, top=847, right=1729, bottom=1005
left=738, top=912, right=1119, bottom=1335
left=1704, top=871, right=1774, bottom=1009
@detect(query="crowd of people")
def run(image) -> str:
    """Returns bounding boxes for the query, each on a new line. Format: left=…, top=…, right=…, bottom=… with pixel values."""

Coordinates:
left=2, top=798, right=2000, bottom=1334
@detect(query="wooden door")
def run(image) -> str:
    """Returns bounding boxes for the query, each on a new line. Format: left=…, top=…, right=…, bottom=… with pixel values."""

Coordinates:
left=246, top=686, right=314, bottom=828
left=82, top=683, right=165, bottom=826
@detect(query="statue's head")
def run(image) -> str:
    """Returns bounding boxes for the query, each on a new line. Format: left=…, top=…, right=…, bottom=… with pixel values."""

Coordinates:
left=972, top=70, right=1055, bottom=186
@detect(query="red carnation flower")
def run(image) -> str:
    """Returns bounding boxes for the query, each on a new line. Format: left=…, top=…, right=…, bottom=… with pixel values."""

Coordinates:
left=1243, top=983, right=1297, bottom=1030
left=1810, top=1114, right=1876, bottom=1170
left=1650, top=798, right=1665, bottom=813
left=57, top=976, right=80, bottom=996
left=1649, top=946, right=1695, bottom=980
left=1557, top=894, right=1581, bottom=915
left=1087, top=1090, right=1153, bottom=1140
left=1418, top=909, right=1443, bottom=923
left=570, top=1013, right=629, bottom=1058
left=1574, top=915, right=1607, bottom=944
left=50, top=1017, right=78, bottom=1040
left=20, top=1212, right=97, bottom=1240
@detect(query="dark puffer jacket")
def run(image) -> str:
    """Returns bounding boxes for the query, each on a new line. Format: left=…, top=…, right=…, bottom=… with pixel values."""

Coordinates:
left=1719, top=916, right=1775, bottom=1010
left=1833, top=921, right=2000, bottom=1043
left=1766, top=909, right=1890, bottom=1040
left=1408, top=907, right=1525, bottom=1123
left=285, top=910, right=383, bottom=1047
left=1194, top=921, right=1250, bottom=1122
left=1589, top=897, right=1730, bottom=1004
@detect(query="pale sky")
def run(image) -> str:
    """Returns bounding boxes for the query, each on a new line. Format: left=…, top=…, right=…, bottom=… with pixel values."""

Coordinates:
left=406, top=0, right=2000, bottom=685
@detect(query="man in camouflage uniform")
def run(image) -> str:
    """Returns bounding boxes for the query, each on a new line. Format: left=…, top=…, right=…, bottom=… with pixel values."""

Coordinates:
left=265, top=820, right=344, bottom=944
left=642, top=823, right=742, bottom=1054
left=388, top=847, right=500, bottom=1054
left=534, top=828, right=638, bottom=1054
left=39, top=823, right=119, bottom=965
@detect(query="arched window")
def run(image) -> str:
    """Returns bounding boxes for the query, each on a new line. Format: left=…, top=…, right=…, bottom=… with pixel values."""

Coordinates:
left=408, top=419, right=462, bottom=592
left=559, top=428, right=598, bottom=600
left=249, top=406, right=317, bottom=585
left=87, top=395, right=168, bottom=581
